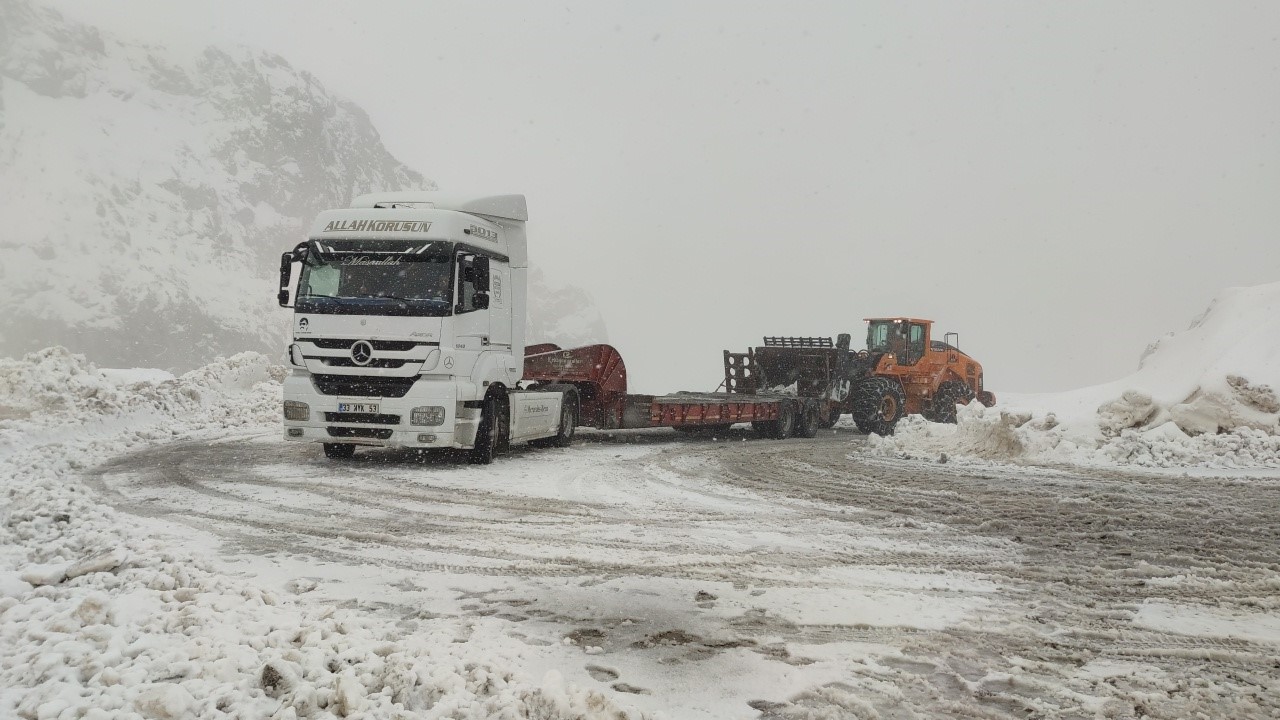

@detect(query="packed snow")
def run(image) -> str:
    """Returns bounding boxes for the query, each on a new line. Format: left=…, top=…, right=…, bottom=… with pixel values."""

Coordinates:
left=0, top=348, right=639, bottom=719
left=3, top=341, right=1279, bottom=717
left=869, top=281, right=1280, bottom=470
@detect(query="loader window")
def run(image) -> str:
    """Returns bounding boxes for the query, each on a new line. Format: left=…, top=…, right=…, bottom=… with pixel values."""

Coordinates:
left=904, top=323, right=926, bottom=365
left=867, top=322, right=893, bottom=353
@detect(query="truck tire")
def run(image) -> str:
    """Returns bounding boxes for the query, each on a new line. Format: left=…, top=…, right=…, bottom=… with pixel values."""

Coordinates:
left=796, top=400, right=820, bottom=438
left=323, top=443, right=355, bottom=460
left=851, top=377, right=906, bottom=436
left=531, top=386, right=579, bottom=448
left=925, top=380, right=974, bottom=424
left=469, top=394, right=509, bottom=465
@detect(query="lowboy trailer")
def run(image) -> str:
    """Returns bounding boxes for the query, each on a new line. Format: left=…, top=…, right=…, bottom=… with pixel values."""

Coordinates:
left=523, top=343, right=824, bottom=438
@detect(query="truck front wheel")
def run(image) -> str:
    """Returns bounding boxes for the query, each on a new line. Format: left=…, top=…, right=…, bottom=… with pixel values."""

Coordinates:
left=469, top=395, right=509, bottom=465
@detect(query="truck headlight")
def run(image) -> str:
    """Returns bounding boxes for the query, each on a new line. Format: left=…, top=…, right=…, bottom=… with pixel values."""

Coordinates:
left=411, top=406, right=446, bottom=426
left=288, top=343, right=305, bottom=366
left=284, top=400, right=309, bottom=421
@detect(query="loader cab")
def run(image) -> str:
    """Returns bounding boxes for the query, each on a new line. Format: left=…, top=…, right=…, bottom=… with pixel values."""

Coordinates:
left=865, top=318, right=931, bottom=366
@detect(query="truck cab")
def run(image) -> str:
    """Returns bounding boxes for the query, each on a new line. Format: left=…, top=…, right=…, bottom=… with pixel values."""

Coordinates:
left=278, top=192, right=577, bottom=463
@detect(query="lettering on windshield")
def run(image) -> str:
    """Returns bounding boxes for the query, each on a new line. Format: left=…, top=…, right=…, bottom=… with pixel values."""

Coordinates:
left=339, top=256, right=403, bottom=266
left=323, top=220, right=432, bottom=233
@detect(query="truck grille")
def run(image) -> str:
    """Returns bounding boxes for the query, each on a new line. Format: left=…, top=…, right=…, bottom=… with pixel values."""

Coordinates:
left=309, top=339, right=425, bottom=351
left=320, top=358, right=407, bottom=369
left=326, top=427, right=394, bottom=439
left=324, top=412, right=401, bottom=425
left=312, top=374, right=417, bottom=398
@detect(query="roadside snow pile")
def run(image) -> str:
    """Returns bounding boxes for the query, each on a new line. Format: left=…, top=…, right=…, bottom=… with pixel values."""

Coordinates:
left=869, top=281, right=1280, bottom=469
left=0, top=348, right=641, bottom=719
left=0, top=346, right=279, bottom=424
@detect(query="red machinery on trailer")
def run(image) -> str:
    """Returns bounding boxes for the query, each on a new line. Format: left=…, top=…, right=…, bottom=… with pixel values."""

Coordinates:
left=522, top=343, right=823, bottom=439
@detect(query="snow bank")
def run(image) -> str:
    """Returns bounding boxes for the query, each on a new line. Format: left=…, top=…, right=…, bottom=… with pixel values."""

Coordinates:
left=0, top=347, right=641, bottom=719
left=869, top=282, right=1280, bottom=469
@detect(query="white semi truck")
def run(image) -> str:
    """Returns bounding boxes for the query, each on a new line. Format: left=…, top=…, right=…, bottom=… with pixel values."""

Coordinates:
left=277, top=192, right=579, bottom=464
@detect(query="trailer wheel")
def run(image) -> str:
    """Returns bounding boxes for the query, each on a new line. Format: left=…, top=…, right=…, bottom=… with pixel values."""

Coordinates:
left=924, top=380, right=974, bottom=424
left=323, top=443, right=355, bottom=460
left=757, top=400, right=796, bottom=439
left=851, top=377, right=906, bottom=436
left=796, top=401, right=820, bottom=438
left=469, top=394, right=509, bottom=465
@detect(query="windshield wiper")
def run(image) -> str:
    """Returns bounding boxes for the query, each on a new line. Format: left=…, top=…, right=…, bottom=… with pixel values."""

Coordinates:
left=347, top=295, right=447, bottom=303
left=301, top=294, right=447, bottom=303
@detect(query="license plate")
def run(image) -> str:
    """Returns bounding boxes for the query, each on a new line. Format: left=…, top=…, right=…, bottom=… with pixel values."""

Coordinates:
left=338, top=403, right=379, bottom=414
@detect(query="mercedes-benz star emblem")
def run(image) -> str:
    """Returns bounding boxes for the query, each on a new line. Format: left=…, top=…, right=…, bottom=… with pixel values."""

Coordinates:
left=350, top=340, right=374, bottom=366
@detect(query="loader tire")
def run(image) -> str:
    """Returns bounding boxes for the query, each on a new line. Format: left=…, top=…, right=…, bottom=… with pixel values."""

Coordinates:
left=851, top=377, right=906, bottom=436
left=925, top=380, right=974, bottom=424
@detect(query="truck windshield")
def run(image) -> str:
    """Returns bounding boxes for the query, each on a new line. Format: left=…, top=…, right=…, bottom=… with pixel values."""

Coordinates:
left=295, top=240, right=454, bottom=317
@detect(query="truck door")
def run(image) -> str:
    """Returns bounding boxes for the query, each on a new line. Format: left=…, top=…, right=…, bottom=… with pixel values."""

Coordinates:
left=487, top=260, right=512, bottom=349
left=453, top=252, right=492, bottom=350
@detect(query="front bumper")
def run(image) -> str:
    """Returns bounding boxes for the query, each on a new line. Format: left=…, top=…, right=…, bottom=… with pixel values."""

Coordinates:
left=281, top=373, right=482, bottom=449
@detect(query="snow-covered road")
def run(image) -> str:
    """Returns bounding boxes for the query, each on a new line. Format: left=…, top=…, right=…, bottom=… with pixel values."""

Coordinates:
left=88, top=427, right=1280, bottom=718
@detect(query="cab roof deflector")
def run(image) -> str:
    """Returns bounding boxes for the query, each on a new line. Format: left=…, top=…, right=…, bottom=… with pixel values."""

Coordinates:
left=350, top=192, right=528, bottom=222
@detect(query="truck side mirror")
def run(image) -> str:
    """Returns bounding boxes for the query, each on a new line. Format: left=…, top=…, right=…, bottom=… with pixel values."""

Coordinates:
left=473, top=256, right=490, bottom=292
left=278, top=252, right=293, bottom=307
left=472, top=292, right=490, bottom=310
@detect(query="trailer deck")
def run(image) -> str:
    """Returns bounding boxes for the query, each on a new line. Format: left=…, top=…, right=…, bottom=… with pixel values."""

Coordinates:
left=523, top=344, right=798, bottom=432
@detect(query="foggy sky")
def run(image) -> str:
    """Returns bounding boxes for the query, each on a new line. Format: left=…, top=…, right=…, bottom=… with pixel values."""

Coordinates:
left=50, top=0, right=1280, bottom=394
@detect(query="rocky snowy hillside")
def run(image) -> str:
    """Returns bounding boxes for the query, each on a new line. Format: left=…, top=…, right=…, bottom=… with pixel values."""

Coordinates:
left=0, top=0, right=428, bottom=369
left=0, top=0, right=606, bottom=368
